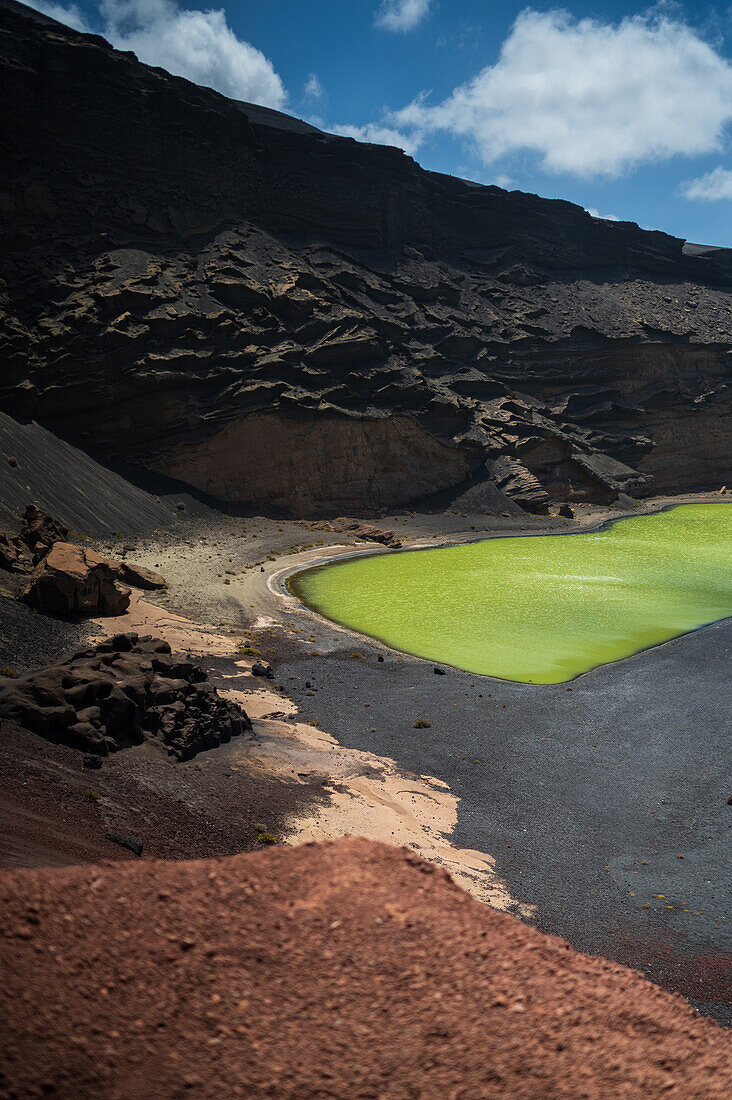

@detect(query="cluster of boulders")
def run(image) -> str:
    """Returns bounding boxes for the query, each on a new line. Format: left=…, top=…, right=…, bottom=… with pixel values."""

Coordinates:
left=0, top=632, right=252, bottom=761
left=0, top=504, right=165, bottom=618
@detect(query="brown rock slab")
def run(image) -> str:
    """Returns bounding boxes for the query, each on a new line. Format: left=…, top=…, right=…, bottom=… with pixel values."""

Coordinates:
left=21, top=542, right=131, bottom=618
left=116, top=560, right=167, bottom=590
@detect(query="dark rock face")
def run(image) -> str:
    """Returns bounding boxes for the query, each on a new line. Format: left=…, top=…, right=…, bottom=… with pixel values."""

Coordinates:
left=0, top=409, right=173, bottom=537
left=0, top=1, right=730, bottom=512
left=0, top=632, right=252, bottom=760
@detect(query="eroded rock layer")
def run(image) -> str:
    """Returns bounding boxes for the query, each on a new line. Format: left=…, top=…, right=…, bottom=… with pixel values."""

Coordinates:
left=0, top=0, right=730, bottom=512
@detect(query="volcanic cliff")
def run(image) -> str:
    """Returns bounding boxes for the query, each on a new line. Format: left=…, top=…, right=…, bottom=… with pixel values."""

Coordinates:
left=1, top=0, right=730, bottom=514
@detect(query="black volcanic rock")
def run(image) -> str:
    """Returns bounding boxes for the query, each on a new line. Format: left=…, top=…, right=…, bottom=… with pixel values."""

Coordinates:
left=0, top=632, right=252, bottom=760
left=0, top=0, right=730, bottom=512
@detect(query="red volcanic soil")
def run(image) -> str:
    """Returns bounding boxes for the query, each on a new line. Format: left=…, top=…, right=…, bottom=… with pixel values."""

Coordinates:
left=0, top=838, right=730, bottom=1099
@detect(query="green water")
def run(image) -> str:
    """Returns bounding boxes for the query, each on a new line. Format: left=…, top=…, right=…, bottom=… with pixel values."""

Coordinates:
left=290, top=504, right=732, bottom=684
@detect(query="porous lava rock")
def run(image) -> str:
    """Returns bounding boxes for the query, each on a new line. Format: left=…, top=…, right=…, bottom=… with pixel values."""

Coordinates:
left=21, top=541, right=131, bottom=618
left=19, top=503, right=69, bottom=563
left=0, top=504, right=67, bottom=574
left=0, top=531, right=31, bottom=574
left=0, top=1, right=729, bottom=513
left=0, top=837, right=729, bottom=1099
left=0, top=631, right=252, bottom=759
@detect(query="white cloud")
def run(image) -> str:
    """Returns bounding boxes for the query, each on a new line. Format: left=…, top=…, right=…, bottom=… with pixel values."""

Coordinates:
left=100, top=0, right=286, bottom=106
left=585, top=207, right=621, bottom=221
left=24, top=0, right=286, bottom=108
left=681, top=165, right=732, bottom=200
left=375, top=0, right=432, bottom=34
left=489, top=174, right=517, bottom=190
left=23, top=0, right=90, bottom=31
left=304, top=73, right=323, bottom=99
left=330, top=122, right=422, bottom=156
left=391, top=9, right=732, bottom=177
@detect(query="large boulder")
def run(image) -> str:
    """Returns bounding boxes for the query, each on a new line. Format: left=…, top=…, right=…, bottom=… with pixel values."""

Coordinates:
left=0, top=633, right=252, bottom=760
left=21, top=542, right=131, bottom=618
left=113, top=560, right=167, bottom=590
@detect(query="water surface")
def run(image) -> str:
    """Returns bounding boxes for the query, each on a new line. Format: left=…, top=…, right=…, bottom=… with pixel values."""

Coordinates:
left=291, top=504, right=732, bottom=683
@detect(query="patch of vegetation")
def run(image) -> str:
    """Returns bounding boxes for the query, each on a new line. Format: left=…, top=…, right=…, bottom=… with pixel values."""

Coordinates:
left=257, top=831, right=278, bottom=845
left=0, top=667, right=18, bottom=678
left=85, top=788, right=101, bottom=802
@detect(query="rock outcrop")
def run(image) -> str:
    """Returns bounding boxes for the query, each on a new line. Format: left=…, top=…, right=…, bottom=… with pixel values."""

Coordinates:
left=0, top=504, right=68, bottom=574
left=0, top=631, right=252, bottom=759
left=19, top=504, right=69, bottom=562
left=21, top=541, right=131, bottom=617
left=0, top=0, right=730, bottom=513
left=0, top=504, right=166, bottom=614
left=308, top=517, right=402, bottom=548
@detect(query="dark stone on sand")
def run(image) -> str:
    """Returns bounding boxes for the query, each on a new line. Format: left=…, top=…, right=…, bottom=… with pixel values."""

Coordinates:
left=616, top=492, right=640, bottom=510
left=83, top=753, right=103, bottom=769
left=559, top=504, right=575, bottom=518
left=115, top=561, right=167, bottom=591
left=433, top=667, right=446, bottom=675
left=251, top=662, right=274, bottom=679
left=105, top=831, right=143, bottom=857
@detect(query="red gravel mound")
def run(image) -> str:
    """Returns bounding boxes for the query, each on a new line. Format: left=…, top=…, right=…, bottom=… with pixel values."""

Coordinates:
left=0, top=837, right=729, bottom=1099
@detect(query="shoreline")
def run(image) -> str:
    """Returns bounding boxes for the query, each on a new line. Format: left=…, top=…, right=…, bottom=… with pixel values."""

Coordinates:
left=272, top=494, right=731, bottom=686
left=93, top=591, right=532, bottom=911
left=3, top=488, right=728, bottom=1022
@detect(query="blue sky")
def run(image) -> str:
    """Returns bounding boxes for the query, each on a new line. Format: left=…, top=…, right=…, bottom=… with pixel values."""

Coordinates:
left=29, top=1, right=732, bottom=245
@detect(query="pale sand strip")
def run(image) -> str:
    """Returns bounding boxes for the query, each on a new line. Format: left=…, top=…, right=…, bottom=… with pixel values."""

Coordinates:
left=94, top=592, right=532, bottom=914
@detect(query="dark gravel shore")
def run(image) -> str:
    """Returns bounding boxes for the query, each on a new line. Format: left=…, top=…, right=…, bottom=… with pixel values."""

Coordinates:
left=272, top=606, right=731, bottom=1025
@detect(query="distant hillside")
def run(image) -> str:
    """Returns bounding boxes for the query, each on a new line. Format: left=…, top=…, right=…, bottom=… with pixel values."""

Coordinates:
left=1, top=0, right=730, bottom=513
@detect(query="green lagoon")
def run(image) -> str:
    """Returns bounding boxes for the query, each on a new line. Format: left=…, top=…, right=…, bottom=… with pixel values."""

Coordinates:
left=290, top=504, right=732, bottom=684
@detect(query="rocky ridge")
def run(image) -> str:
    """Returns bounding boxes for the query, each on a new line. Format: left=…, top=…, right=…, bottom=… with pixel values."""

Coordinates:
left=0, top=0, right=730, bottom=513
